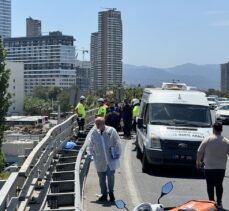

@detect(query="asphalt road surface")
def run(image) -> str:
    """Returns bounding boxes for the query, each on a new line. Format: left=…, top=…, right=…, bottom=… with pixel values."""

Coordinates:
left=118, top=110, right=229, bottom=210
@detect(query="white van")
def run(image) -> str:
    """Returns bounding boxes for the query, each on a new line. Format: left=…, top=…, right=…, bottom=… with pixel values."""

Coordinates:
left=136, top=82, right=212, bottom=172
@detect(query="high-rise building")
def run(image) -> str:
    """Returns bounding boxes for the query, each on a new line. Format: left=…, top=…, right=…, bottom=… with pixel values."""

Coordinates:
left=0, top=0, right=11, bottom=38
left=75, top=60, right=91, bottom=93
left=90, top=32, right=99, bottom=90
left=26, top=17, right=41, bottom=37
left=221, top=62, right=229, bottom=91
left=4, top=31, right=76, bottom=95
left=7, top=61, right=24, bottom=115
left=91, top=9, right=123, bottom=91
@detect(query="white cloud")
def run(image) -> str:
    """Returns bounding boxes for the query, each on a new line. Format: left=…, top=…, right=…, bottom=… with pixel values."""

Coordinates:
left=210, top=20, right=229, bottom=26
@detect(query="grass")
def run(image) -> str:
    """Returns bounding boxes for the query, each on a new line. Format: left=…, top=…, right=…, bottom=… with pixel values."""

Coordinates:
left=0, top=171, right=10, bottom=180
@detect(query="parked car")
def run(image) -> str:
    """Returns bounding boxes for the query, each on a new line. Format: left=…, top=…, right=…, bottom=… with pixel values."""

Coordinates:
left=215, top=104, right=229, bottom=125
left=207, top=97, right=218, bottom=110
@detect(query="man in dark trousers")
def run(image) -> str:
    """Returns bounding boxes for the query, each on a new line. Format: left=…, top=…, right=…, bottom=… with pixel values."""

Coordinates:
left=197, top=122, right=229, bottom=209
left=122, top=99, right=132, bottom=139
left=88, top=117, right=122, bottom=202
left=105, top=101, right=120, bottom=131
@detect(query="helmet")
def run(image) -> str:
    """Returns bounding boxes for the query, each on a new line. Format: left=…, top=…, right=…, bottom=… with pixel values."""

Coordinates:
left=133, top=99, right=140, bottom=106
left=131, top=98, right=137, bottom=105
left=80, top=96, right=86, bottom=101
left=97, top=98, right=105, bottom=103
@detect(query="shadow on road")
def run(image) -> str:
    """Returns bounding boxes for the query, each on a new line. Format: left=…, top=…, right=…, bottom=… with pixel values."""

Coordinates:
left=90, top=200, right=116, bottom=208
left=144, top=165, right=205, bottom=179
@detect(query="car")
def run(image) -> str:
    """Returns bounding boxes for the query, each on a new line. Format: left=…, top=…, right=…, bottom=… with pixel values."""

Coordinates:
left=207, top=97, right=218, bottom=110
left=215, top=104, right=229, bottom=125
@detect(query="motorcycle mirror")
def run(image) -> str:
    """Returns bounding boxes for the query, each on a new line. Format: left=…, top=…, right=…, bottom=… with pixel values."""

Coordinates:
left=162, top=181, right=173, bottom=194
left=115, top=200, right=125, bottom=209
left=158, top=181, right=173, bottom=203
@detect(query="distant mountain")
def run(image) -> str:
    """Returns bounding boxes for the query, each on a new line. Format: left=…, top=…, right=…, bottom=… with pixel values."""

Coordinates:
left=123, top=63, right=220, bottom=89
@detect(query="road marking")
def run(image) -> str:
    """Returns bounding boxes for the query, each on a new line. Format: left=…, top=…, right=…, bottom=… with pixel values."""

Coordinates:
left=123, top=140, right=142, bottom=206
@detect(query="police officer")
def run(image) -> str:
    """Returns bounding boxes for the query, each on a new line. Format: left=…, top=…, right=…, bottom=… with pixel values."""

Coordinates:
left=132, top=99, right=140, bottom=132
left=75, top=96, right=86, bottom=131
left=97, top=98, right=107, bottom=117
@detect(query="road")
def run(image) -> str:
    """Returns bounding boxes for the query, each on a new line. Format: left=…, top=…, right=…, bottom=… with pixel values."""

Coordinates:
left=119, top=110, right=229, bottom=210
left=84, top=111, right=229, bottom=210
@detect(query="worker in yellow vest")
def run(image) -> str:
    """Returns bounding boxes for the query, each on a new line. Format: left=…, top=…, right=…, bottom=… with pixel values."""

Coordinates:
left=132, top=99, right=140, bottom=132
left=75, top=96, right=86, bottom=131
left=97, top=98, right=107, bottom=117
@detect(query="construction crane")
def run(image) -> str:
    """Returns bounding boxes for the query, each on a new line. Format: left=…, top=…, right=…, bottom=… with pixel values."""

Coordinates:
left=76, top=48, right=89, bottom=64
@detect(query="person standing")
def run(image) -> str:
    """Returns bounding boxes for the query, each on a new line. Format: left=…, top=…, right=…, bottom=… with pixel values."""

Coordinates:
left=88, top=117, right=122, bottom=202
left=122, top=99, right=132, bottom=139
left=75, top=96, right=86, bottom=131
left=105, top=101, right=120, bottom=131
left=132, top=99, right=140, bottom=132
left=196, top=122, right=229, bottom=209
left=97, top=98, right=107, bottom=117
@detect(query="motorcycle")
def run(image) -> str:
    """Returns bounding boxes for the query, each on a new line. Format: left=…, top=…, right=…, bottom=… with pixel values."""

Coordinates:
left=115, top=181, right=218, bottom=211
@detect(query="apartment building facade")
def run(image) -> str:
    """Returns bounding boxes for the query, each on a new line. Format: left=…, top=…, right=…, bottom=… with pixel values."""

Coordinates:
left=4, top=31, right=76, bottom=94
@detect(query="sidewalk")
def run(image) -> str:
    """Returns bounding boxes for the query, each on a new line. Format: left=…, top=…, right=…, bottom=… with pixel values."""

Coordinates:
left=83, top=137, right=136, bottom=211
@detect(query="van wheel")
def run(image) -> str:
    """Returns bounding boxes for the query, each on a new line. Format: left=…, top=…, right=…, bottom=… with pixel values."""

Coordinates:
left=136, top=142, right=142, bottom=159
left=142, top=149, right=150, bottom=173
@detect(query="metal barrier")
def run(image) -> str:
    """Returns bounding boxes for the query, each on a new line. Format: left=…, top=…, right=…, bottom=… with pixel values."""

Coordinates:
left=74, top=126, right=94, bottom=211
left=0, top=108, right=97, bottom=211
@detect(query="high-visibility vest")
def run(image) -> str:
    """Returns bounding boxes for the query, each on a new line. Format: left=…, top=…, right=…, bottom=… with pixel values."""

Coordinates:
left=75, top=102, right=86, bottom=118
left=97, top=105, right=107, bottom=117
left=132, top=105, right=140, bottom=119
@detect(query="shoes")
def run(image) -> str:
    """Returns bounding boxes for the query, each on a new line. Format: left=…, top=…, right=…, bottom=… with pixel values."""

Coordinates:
left=109, top=192, right=115, bottom=202
left=98, top=194, right=107, bottom=202
left=217, top=202, right=223, bottom=209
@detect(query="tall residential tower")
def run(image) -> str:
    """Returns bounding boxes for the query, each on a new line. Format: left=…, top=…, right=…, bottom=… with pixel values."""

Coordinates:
left=0, top=0, right=11, bottom=38
left=91, top=9, right=123, bottom=91
left=221, top=62, right=229, bottom=91
left=26, top=17, right=42, bottom=37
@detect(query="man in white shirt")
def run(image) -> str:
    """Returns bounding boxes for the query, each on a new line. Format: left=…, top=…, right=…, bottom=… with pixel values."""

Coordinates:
left=88, top=117, right=122, bottom=202
left=197, top=122, right=229, bottom=209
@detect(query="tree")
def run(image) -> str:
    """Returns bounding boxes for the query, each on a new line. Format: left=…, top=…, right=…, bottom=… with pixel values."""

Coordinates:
left=33, top=86, right=48, bottom=100
left=24, top=96, right=51, bottom=115
left=0, top=38, right=11, bottom=171
left=57, top=89, right=71, bottom=112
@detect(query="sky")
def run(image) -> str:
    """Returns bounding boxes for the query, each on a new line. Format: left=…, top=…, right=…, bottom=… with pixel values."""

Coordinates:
left=11, top=0, right=229, bottom=68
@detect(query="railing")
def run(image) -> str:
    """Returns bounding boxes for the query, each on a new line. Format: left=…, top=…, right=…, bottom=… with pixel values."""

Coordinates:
left=74, top=125, right=94, bottom=211
left=0, top=108, right=97, bottom=211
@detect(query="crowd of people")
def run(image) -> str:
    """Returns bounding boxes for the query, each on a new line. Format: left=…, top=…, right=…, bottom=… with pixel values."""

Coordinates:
left=75, top=95, right=141, bottom=138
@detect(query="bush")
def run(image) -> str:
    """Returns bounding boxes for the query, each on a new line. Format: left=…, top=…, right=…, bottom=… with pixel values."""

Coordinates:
left=0, top=151, right=5, bottom=172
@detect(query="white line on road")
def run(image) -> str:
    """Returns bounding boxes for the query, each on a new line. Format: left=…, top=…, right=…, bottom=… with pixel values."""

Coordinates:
left=123, top=140, right=142, bottom=207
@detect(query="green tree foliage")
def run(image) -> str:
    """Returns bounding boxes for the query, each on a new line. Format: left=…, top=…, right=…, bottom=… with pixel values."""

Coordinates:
left=48, top=87, right=61, bottom=101
left=57, top=89, right=70, bottom=112
left=85, top=95, right=98, bottom=109
left=124, top=87, right=143, bottom=100
left=0, top=38, right=11, bottom=171
left=206, top=89, right=229, bottom=98
left=33, top=86, right=48, bottom=100
left=24, top=96, right=51, bottom=115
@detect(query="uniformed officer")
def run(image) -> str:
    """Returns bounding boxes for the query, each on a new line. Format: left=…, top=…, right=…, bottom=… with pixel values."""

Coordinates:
left=75, top=96, right=86, bottom=131
left=97, top=98, right=107, bottom=117
left=132, top=99, right=140, bottom=132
